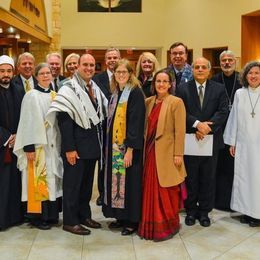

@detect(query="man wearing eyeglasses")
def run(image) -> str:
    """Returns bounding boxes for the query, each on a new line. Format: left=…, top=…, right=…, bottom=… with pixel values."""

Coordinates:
left=167, top=42, right=193, bottom=90
left=176, top=57, right=228, bottom=228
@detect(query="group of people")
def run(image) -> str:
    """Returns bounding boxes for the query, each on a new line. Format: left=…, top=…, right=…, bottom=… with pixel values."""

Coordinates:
left=0, top=42, right=259, bottom=242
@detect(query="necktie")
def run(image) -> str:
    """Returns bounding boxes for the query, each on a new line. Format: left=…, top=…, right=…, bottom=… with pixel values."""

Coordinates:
left=176, top=71, right=182, bottom=86
left=198, top=85, right=204, bottom=108
left=25, top=80, right=31, bottom=92
left=87, top=83, right=96, bottom=103
left=54, top=78, right=58, bottom=92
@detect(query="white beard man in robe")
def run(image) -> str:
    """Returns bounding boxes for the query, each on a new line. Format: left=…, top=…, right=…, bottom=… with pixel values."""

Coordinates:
left=0, top=55, right=23, bottom=230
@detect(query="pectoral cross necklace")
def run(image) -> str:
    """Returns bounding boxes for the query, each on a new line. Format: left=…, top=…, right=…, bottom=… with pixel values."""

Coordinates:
left=247, top=88, right=260, bottom=118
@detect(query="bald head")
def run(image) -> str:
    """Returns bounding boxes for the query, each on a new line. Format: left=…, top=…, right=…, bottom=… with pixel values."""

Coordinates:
left=77, top=54, right=96, bottom=83
left=192, top=57, right=211, bottom=84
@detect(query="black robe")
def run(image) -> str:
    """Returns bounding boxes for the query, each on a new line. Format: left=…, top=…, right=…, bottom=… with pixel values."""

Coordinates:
left=0, top=84, right=22, bottom=230
left=211, top=71, right=242, bottom=211
left=102, top=87, right=145, bottom=224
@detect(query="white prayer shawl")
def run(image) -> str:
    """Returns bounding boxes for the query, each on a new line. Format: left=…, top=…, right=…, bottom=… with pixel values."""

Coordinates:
left=46, top=76, right=108, bottom=130
left=224, top=87, right=260, bottom=218
left=13, top=89, right=63, bottom=201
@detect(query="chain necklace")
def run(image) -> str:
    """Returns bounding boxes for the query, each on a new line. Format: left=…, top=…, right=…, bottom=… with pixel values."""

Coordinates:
left=247, top=88, right=260, bottom=118
left=221, top=72, right=237, bottom=111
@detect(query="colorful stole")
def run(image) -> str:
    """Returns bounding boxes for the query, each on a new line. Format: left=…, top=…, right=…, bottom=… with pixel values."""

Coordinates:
left=106, top=85, right=131, bottom=209
left=27, top=146, right=49, bottom=213
left=27, top=91, right=55, bottom=213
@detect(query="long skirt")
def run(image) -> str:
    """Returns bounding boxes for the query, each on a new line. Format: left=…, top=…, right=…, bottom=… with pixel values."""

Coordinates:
left=138, top=102, right=180, bottom=241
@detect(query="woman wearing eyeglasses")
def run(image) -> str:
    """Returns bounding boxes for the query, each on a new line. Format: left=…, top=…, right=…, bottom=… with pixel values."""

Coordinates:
left=102, top=59, right=145, bottom=236
left=14, top=63, right=63, bottom=230
left=138, top=69, right=186, bottom=241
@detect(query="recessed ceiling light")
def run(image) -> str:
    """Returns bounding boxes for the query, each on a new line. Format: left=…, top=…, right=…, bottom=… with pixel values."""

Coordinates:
left=7, top=26, right=15, bottom=33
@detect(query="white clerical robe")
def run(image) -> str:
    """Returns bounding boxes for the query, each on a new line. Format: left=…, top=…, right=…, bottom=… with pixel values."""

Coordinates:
left=224, top=87, right=260, bottom=218
left=14, top=89, right=63, bottom=201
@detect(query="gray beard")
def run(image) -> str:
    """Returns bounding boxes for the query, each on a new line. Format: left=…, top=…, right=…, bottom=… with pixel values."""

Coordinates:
left=0, top=83, right=10, bottom=89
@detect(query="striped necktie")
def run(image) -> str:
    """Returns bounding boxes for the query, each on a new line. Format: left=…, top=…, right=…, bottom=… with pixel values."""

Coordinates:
left=198, top=85, right=204, bottom=107
left=25, top=80, right=31, bottom=92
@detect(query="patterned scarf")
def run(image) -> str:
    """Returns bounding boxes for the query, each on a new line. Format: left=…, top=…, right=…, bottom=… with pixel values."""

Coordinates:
left=105, top=85, right=131, bottom=208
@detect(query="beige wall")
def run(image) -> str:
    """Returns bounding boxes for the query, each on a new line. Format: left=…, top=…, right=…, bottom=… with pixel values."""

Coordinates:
left=0, top=0, right=12, bottom=11
left=61, top=0, right=260, bottom=67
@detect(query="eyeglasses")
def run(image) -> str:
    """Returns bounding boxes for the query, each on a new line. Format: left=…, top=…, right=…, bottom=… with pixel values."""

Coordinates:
left=193, top=65, right=209, bottom=70
left=155, top=80, right=170, bottom=84
left=170, top=51, right=185, bottom=56
left=115, top=70, right=129, bottom=75
left=38, top=71, right=52, bottom=76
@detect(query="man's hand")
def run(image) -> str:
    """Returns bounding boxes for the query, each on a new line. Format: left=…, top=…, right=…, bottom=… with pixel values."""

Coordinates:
left=66, top=151, right=80, bottom=165
left=229, top=146, right=235, bottom=157
left=197, top=121, right=213, bottom=135
left=8, top=134, right=16, bottom=148
left=195, top=131, right=205, bottom=141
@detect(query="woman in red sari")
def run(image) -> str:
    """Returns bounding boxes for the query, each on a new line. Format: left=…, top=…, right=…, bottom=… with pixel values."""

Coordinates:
left=138, top=70, right=186, bottom=241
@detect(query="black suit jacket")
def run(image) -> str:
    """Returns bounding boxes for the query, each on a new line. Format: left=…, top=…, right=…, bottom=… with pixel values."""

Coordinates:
left=176, top=79, right=229, bottom=151
left=11, top=74, right=38, bottom=129
left=93, top=71, right=111, bottom=100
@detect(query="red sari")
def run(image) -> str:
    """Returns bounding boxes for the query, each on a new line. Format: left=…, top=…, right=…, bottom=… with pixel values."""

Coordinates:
left=138, top=102, right=180, bottom=241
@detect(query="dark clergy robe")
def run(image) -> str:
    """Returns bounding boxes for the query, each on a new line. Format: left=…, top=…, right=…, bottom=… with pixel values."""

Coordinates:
left=0, top=84, right=23, bottom=230
left=102, top=87, right=145, bottom=225
left=211, top=71, right=242, bottom=211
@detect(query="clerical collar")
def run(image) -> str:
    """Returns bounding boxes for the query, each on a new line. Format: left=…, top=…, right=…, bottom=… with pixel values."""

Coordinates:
left=35, top=84, right=51, bottom=93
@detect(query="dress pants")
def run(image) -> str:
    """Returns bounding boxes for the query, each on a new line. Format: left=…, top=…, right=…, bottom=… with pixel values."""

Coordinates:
left=63, top=158, right=97, bottom=226
left=184, top=153, right=218, bottom=217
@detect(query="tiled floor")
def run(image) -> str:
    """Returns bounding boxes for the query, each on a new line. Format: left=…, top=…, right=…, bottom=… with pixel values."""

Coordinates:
left=1, top=180, right=260, bottom=259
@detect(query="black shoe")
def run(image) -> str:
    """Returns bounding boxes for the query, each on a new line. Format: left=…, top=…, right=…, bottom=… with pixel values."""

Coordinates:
left=121, top=227, right=136, bottom=236
left=96, top=196, right=103, bottom=206
left=185, top=215, right=196, bottom=226
left=48, top=219, right=62, bottom=227
left=63, top=224, right=91, bottom=235
left=240, top=215, right=251, bottom=224
left=31, top=220, right=51, bottom=230
left=81, top=219, right=102, bottom=229
left=198, top=216, right=211, bottom=227
left=249, top=218, right=260, bottom=227
left=108, top=220, right=123, bottom=229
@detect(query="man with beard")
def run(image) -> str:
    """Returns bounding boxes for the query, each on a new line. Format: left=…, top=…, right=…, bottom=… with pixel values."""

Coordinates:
left=167, top=42, right=193, bottom=92
left=46, top=52, right=66, bottom=92
left=211, top=50, right=242, bottom=211
left=93, top=47, right=120, bottom=206
left=0, top=55, right=23, bottom=230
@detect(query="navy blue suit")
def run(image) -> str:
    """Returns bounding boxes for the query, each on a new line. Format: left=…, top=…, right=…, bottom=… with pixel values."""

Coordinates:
left=176, top=79, right=228, bottom=217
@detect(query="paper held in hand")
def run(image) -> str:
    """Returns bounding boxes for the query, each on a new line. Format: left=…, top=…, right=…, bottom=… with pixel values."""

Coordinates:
left=184, top=134, right=213, bottom=156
